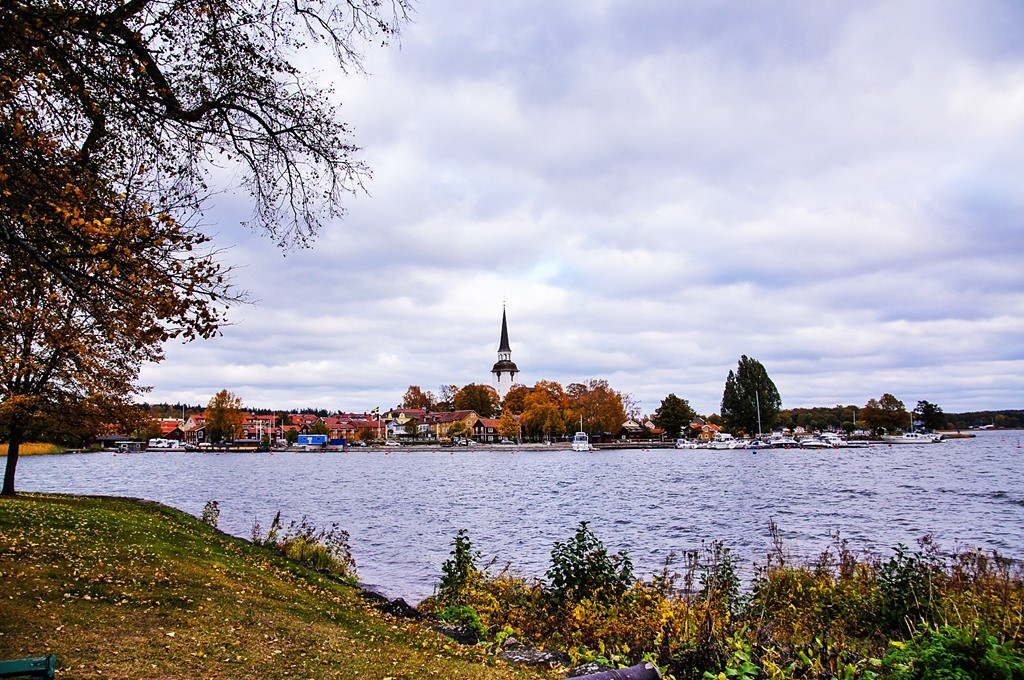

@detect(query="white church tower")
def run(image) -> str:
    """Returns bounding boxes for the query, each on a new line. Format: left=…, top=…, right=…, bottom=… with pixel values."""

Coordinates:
left=490, top=306, right=519, bottom=400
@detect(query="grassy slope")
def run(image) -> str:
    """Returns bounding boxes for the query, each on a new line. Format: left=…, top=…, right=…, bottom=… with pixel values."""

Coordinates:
left=0, top=494, right=552, bottom=679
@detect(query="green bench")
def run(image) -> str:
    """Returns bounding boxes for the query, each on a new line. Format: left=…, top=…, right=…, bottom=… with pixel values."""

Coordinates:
left=0, top=655, right=56, bottom=679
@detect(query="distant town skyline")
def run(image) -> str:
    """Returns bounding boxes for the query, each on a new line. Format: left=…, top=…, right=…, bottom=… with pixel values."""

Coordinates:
left=140, top=1, right=1024, bottom=416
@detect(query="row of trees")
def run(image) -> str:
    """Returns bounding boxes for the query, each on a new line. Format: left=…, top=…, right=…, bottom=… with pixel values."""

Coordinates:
left=403, top=355, right=931, bottom=443
left=649, top=356, right=953, bottom=440
left=776, top=398, right=949, bottom=434
left=402, top=379, right=629, bottom=440
left=948, top=410, right=1024, bottom=430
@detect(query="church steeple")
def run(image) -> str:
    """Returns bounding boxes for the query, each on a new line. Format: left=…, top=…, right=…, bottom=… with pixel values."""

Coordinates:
left=491, top=306, right=519, bottom=399
left=498, top=308, right=512, bottom=355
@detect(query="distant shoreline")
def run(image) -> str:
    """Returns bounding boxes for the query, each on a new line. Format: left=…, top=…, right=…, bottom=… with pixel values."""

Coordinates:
left=11, top=428, right=1021, bottom=457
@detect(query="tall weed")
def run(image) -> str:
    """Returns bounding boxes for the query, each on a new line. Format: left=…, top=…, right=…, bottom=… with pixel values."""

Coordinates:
left=251, top=512, right=357, bottom=582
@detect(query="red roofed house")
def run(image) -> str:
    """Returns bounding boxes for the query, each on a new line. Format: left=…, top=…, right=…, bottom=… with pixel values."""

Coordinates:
left=157, top=418, right=185, bottom=441
left=691, top=420, right=722, bottom=443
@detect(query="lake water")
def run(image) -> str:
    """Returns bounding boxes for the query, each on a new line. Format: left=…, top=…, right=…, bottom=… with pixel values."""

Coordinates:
left=14, top=430, right=1024, bottom=604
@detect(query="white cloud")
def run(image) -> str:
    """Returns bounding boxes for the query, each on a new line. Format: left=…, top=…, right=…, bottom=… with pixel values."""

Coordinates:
left=140, top=0, right=1024, bottom=417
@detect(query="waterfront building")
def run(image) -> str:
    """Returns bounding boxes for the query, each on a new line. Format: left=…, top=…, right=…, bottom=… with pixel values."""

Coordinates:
left=490, top=307, right=519, bottom=400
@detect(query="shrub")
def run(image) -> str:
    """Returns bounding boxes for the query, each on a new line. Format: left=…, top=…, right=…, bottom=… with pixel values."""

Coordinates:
left=882, top=624, right=1024, bottom=680
left=200, top=500, right=220, bottom=529
left=437, top=604, right=488, bottom=641
left=435, top=529, right=483, bottom=607
left=875, top=538, right=944, bottom=636
left=545, top=521, right=634, bottom=608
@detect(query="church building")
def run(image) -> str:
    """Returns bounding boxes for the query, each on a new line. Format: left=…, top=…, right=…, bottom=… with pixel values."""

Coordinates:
left=491, top=307, right=519, bottom=399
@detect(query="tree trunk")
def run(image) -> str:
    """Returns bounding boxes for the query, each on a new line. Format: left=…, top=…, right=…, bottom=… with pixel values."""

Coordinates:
left=2, top=426, right=23, bottom=496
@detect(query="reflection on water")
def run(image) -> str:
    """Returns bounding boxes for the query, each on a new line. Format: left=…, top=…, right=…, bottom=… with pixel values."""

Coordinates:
left=16, top=430, right=1024, bottom=603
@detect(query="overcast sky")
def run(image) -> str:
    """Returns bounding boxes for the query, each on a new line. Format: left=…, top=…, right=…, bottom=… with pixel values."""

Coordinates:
left=140, top=0, right=1024, bottom=417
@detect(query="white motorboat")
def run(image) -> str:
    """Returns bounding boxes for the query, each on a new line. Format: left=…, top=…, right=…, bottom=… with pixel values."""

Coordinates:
left=818, top=432, right=873, bottom=448
left=820, top=432, right=848, bottom=447
left=571, top=431, right=593, bottom=452
left=675, top=438, right=699, bottom=449
left=799, top=436, right=833, bottom=449
left=882, top=432, right=943, bottom=444
left=707, top=433, right=739, bottom=450
left=769, top=435, right=800, bottom=448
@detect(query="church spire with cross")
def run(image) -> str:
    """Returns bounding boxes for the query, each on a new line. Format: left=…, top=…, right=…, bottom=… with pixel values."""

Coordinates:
left=491, top=306, right=519, bottom=399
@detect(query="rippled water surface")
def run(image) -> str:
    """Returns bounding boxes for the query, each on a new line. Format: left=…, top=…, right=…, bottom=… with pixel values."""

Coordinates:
left=15, top=430, right=1024, bottom=603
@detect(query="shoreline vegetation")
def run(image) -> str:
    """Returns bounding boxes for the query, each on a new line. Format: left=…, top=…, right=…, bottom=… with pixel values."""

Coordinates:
left=419, top=523, right=1024, bottom=679
left=2, top=494, right=1022, bottom=679
left=0, top=443, right=66, bottom=457
left=0, top=429, right=994, bottom=458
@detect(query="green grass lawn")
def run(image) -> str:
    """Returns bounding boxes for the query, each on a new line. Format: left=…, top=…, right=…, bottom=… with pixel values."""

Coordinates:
left=0, top=493, right=553, bottom=679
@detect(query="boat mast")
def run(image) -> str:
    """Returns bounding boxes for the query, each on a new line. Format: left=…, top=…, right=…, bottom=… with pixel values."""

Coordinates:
left=755, top=391, right=762, bottom=438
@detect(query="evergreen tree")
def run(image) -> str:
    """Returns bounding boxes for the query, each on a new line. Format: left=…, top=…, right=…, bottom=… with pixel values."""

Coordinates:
left=720, top=356, right=781, bottom=435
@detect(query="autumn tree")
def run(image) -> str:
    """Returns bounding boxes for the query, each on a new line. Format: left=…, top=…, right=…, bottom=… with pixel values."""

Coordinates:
left=860, top=394, right=908, bottom=434
left=652, top=393, right=697, bottom=438
left=205, top=390, right=244, bottom=444
left=513, top=382, right=561, bottom=440
left=2, top=0, right=410, bottom=270
left=2, top=1, right=408, bottom=492
left=521, top=394, right=565, bottom=441
left=533, top=381, right=568, bottom=409
left=501, top=384, right=531, bottom=415
left=0, top=121, right=230, bottom=493
left=565, top=379, right=627, bottom=436
left=446, top=420, right=470, bottom=442
left=453, top=384, right=500, bottom=418
left=497, top=409, right=520, bottom=442
left=402, top=386, right=434, bottom=410
left=721, top=356, right=781, bottom=436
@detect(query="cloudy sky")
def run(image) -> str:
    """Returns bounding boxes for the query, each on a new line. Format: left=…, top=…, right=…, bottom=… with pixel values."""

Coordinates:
left=140, top=0, right=1024, bottom=417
